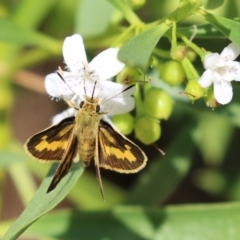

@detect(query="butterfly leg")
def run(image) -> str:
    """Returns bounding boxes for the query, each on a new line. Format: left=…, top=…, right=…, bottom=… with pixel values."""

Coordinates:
left=94, top=136, right=105, bottom=201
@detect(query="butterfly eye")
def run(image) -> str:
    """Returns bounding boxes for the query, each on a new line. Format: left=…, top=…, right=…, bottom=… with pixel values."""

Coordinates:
left=96, top=105, right=100, bottom=113
left=80, top=101, right=84, bottom=108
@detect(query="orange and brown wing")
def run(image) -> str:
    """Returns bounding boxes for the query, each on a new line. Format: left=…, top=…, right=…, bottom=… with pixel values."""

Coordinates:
left=97, top=120, right=147, bottom=173
left=47, top=132, right=78, bottom=193
left=25, top=117, right=75, bottom=161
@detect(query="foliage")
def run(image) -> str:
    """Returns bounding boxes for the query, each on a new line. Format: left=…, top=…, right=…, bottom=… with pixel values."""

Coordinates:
left=1, top=0, right=240, bottom=239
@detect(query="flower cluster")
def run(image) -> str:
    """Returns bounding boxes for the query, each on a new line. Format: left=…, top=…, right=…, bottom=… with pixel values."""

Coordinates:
left=45, top=34, right=135, bottom=123
left=198, top=43, right=240, bottom=105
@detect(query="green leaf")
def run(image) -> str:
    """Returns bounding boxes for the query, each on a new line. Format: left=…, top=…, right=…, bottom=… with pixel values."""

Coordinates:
left=200, top=12, right=240, bottom=47
left=12, top=0, right=59, bottom=29
left=0, top=17, right=61, bottom=53
left=118, top=0, right=203, bottom=70
left=192, top=113, right=234, bottom=166
left=17, top=203, right=240, bottom=240
left=118, top=24, right=170, bottom=70
left=75, top=0, right=115, bottom=38
left=124, top=123, right=194, bottom=205
left=202, top=0, right=224, bottom=10
left=178, top=24, right=226, bottom=38
left=2, top=162, right=84, bottom=240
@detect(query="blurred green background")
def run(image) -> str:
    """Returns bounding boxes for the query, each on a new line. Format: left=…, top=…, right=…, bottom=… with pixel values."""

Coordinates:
left=1, top=0, right=240, bottom=239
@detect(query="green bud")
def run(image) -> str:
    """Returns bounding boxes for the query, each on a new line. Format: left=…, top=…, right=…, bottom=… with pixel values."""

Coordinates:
left=117, top=67, right=141, bottom=85
left=144, top=88, right=173, bottom=119
left=160, top=60, right=185, bottom=86
left=135, top=116, right=161, bottom=145
left=129, top=0, right=146, bottom=9
left=186, top=48, right=197, bottom=62
left=171, top=45, right=186, bottom=62
left=185, top=80, right=205, bottom=101
left=112, top=113, right=134, bottom=135
left=204, top=89, right=220, bottom=108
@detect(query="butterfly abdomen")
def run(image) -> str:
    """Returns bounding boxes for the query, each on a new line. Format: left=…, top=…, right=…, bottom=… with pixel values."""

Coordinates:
left=75, top=108, right=100, bottom=166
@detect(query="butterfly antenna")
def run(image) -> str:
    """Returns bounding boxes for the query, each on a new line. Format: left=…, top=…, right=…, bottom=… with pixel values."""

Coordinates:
left=102, top=85, right=135, bottom=105
left=56, top=69, right=81, bottom=102
left=91, top=80, right=98, bottom=100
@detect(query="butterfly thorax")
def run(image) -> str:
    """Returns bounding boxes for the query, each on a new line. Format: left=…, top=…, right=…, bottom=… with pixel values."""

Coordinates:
left=74, top=97, right=101, bottom=166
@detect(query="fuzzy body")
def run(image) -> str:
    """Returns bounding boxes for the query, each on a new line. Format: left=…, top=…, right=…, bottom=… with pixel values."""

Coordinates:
left=74, top=97, right=101, bottom=165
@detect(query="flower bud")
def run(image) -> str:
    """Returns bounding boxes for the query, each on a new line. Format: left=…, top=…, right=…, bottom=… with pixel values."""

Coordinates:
left=135, top=116, right=161, bottom=145
left=201, top=51, right=212, bottom=65
left=171, top=45, right=186, bottom=61
left=112, top=113, right=134, bottom=135
left=160, top=60, right=185, bottom=86
left=144, top=88, right=173, bottom=119
left=204, top=89, right=220, bottom=108
left=117, top=67, right=141, bottom=85
left=185, top=80, right=205, bottom=101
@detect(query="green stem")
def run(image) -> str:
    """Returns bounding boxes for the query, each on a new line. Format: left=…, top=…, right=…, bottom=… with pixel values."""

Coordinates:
left=181, top=35, right=205, bottom=57
left=135, top=83, right=145, bottom=118
left=171, top=21, right=177, bottom=48
left=181, top=57, right=200, bottom=81
left=153, top=48, right=171, bottom=59
left=112, top=24, right=136, bottom=46
left=107, top=0, right=142, bottom=25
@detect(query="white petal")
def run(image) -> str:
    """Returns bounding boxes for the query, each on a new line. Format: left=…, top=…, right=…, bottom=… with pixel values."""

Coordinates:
left=52, top=108, right=77, bottom=125
left=89, top=48, right=125, bottom=81
left=221, top=67, right=236, bottom=82
left=204, top=53, right=219, bottom=69
left=45, top=73, right=73, bottom=98
left=214, top=80, right=233, bottom=105
left=198, top=69, right=214, bottom=88
left=220, top=43, right=240, bottom=61
left=83, top=80, right=135, bottom=102
left=101, top=97, right=135, bottom=115
left=233, top=61, right=240, bottom=81
left=63, top=34, right=87, bottom=72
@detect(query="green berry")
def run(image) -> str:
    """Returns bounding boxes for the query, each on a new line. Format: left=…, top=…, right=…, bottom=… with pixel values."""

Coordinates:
left=117, top=67, right=141, bottom=85
left=129, top=0, right=146, bottom=9
left=185, top=80, right=205, bottom=101
left=144, top=88, right=173, bottom=119
left=186, top=48, right=197, bottom=62
left=160, top=60, right=185, bottom=86
left=112, top=113, right=134, bottom=135
left=171, top=45, right=186, bottom=61
left=135, top=116, right=161, bottom=145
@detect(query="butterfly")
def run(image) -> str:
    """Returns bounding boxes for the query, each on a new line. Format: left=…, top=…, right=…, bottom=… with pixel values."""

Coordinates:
left=25, top=72, right=147, bottom=199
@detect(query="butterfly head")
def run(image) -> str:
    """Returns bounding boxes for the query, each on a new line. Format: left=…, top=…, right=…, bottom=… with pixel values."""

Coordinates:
left=79, top=96, right=101, bottom=114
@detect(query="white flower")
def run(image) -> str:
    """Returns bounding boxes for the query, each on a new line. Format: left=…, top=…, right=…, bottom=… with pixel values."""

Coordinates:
left=198, top=43, right=240, bottom=104
left=45, top=34, right=135, bottom=118
left=52, top=108, right=77, bottom=125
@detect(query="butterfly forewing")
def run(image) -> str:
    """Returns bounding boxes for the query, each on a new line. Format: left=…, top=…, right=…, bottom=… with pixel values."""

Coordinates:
left=25, top=117, right=75, bottom=161
left=97, top=120, right=147, bottom=173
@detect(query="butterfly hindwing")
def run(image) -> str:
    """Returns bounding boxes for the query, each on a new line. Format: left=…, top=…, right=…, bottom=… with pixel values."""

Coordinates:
left=47, top=132, right=78, bottom=192
left=25, top=117, right=75, bottom=161
left=97, top=120, right=147, bottom=173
